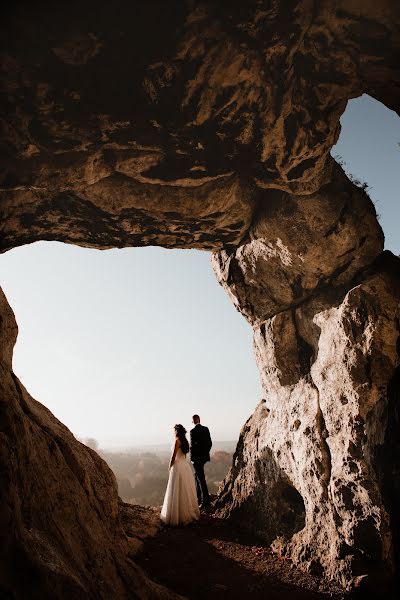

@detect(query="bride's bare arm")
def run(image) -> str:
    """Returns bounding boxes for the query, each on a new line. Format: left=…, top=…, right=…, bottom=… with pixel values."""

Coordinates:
left=169, top=439, right=180, bottom=469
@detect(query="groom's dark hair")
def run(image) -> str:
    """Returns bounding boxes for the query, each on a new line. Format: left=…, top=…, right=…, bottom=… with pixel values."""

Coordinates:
left=192, top=414, right=200, bottom=423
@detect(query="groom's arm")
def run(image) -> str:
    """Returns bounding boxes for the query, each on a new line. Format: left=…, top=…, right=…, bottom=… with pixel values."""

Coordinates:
left=190, top=429, right=196, bottom=459
left=205, top=427, right=212, bottom=452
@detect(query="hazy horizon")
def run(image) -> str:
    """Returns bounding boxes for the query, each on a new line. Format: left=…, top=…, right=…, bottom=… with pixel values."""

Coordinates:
left=90, top=438, right=238, bottom=453
left=0, top=94, right=399, bottom=448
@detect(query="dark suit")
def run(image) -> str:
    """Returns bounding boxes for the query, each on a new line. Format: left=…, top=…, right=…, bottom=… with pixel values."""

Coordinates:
left=190, top=424, right=212, bottom=505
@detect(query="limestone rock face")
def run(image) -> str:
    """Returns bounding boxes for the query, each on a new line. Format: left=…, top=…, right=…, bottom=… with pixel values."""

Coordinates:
left=214, top=253, right=400, bottom=590
left=0, top=288, right=178, bottom=599
left=0, top=173, right=254, bottom=252
left=1, top=1, right=399, bottom=250
left=1, top=0, right=400, bottom=596
left=211, top=162, right=384, bottom=324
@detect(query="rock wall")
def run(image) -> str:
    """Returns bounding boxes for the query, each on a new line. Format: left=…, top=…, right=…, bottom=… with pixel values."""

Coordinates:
left=213, top=200, right=400, bottom=590
left=0, top=289, right=178, bottom=599
left=1, top=0, right=399, bottom=596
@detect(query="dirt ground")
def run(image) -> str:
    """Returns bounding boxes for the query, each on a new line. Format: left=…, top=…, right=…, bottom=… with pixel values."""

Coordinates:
left=135, top=508, right=347, bottom=600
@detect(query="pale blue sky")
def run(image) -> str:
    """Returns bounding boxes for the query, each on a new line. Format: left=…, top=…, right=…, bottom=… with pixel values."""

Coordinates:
left=332, top=95, right=399, bottom=254
left=0, top=244, right=260, bottom=447
left=0, top=95, right=398, bottom=448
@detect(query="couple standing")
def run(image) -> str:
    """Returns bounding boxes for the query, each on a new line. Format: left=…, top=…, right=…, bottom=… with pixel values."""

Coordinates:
left=160, top=414, right=212, bottom=526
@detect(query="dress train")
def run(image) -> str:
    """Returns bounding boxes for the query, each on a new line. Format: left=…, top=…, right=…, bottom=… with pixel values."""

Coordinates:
left=160, top=448, right=200, bottom=526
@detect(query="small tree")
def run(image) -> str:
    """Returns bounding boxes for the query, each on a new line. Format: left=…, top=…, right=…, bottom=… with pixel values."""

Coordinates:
left=85, top=437, right=99, bottom=451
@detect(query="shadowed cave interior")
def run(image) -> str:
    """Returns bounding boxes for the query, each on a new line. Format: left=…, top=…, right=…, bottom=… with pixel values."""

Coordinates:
left=1, top=1, right=400, bottom=599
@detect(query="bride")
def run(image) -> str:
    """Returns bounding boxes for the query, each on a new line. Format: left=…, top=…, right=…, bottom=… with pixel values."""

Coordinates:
left=160, top=424, right=200, bottom=526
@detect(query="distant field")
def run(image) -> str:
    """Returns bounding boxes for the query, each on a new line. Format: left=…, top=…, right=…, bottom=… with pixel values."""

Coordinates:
left=93, top=442, right=235, bottom=506
left=115, top=440, right=238, bottom=455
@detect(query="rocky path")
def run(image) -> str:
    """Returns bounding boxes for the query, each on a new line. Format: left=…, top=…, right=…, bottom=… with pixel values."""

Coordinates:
left=131, top=505, right=346, bottom=600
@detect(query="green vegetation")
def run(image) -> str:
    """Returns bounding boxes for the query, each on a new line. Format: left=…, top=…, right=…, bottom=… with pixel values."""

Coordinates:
left=83, top=439, right=233, bottom=506
left=333, top=154, right=381, bottom=220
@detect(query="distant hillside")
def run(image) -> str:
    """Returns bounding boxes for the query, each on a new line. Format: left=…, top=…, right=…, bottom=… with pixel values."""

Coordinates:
left=96, top=443, right=235, bottom=506
left=117, top=440, right=237, bottom=455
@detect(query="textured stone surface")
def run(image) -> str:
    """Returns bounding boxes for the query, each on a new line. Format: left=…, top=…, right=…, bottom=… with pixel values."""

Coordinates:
left=1, top=0, right=399, bottom=596
left=0, top=173, right=254, bottom=252
left=1, top=1, right=399, bottom=250
left=214, top=253, right=400, bottom=591
left=211, top=161, right=384, bottom=325
left=0, top=288, right=179, bottom=599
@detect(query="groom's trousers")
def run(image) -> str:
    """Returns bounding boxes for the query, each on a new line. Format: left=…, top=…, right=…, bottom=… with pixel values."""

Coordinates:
left=193, top=461, right=210, bottom=505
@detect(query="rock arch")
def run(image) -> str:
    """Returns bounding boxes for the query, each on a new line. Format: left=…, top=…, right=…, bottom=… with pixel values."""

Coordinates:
left=1, top=1, right=399, bottom=597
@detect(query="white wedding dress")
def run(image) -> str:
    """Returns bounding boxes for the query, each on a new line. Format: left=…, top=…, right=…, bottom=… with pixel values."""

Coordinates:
left=160, top=447, right=200, bottom=526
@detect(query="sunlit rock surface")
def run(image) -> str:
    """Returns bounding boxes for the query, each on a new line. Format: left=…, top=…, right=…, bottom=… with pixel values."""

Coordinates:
left=214, top=252, right=400, bottom=590
left=0, top=173, right=254, bottom=252
left=211, top=162, right=384, bottom=324
left=1, top=0, right=399, bottom=596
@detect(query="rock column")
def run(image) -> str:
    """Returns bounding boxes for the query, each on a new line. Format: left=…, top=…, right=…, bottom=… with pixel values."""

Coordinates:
left=212, top=164, right=400, bottom=591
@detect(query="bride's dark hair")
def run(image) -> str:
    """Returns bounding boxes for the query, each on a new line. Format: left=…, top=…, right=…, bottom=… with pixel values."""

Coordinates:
left=174, top=424, right=189, bottom=455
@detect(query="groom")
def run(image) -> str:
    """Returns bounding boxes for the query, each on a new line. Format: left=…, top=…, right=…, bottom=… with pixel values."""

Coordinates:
left=190, top=414, right=212, bottom=507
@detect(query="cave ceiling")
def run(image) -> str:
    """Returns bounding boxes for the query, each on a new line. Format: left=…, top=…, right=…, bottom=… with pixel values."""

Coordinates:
left=1, top=0, right=399, bottom=253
